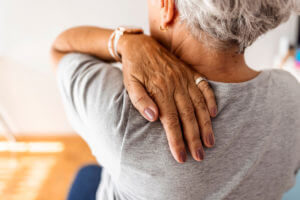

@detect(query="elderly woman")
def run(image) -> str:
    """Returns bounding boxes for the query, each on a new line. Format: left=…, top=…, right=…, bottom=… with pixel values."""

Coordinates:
left=51, top=0, right=300, bottom=200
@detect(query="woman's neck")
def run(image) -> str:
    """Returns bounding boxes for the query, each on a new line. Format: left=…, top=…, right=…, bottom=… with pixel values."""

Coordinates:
left=162, top=28, right=259, bottom=83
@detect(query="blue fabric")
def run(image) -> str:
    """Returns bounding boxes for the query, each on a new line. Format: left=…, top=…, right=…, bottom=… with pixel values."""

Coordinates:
left=67, top=165, right=300, bottom=200
left=282, top=171, right=300, bottom=200
left=295, top=49, right=300, bottom=61
left=66, top=166, right=300, bottom=200
left=67, top=164, right=102, bottom=200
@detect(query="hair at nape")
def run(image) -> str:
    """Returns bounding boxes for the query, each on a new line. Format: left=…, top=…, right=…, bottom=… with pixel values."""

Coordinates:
left=175, top=0, right=299, bottom=53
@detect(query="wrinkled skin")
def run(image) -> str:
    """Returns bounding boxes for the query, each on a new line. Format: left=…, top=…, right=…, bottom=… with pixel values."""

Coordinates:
left=120, top=34, right=217, bottom=163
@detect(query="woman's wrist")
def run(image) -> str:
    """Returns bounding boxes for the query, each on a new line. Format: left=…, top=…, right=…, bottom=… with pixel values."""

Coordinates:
left=117, top=34, right=147, bottom=58
left=117, top=34, right=132, bottom=57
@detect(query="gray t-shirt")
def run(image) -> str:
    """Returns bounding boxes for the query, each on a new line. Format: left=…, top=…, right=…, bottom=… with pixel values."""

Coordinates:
left=57, top=53, right=300, bottom=200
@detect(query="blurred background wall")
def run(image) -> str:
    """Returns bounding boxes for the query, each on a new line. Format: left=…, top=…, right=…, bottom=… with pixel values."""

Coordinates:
left=0, top=0, right=298, bottom=135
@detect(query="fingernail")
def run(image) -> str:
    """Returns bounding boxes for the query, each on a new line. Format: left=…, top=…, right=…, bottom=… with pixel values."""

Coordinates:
left=144, top=107, right=155, bottom=121
left=196, top=148, right=204, bottom=161
left=180, top=151, right=187, bottom=163
left=211, top=107, right=218, bottom=117
left=207, top=133, right=215, bottom=147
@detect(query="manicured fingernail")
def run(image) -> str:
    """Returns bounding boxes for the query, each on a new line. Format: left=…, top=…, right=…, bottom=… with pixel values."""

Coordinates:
left=211, top=107, right=218, bottom=117
left=144, top=108, right=155, bottom=121
left=196, top=148, right=204, bottom=161
left=207, top=133, right=215, bottom=147
left=180, top=151, right=187, bottom=163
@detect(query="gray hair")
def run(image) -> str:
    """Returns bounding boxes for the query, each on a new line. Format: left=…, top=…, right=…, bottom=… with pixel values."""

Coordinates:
left=175, top=0, right=299, bottom=52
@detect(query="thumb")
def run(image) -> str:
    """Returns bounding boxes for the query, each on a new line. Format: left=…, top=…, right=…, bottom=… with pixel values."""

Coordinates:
left=127, top=79, right=159, bottom=122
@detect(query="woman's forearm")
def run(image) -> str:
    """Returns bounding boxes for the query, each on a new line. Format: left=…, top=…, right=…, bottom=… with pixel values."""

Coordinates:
left=51, top=26, right=115, bottom=67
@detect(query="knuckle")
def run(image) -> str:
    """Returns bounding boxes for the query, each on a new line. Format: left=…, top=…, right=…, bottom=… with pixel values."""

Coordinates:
left=180, top=107, right=195, bottom=121
left=167, top=68, right=187, bottom=84
left=147, top=84, right=167, bottom=100
left=207, top=93, right=216, bottom=102
left=133, top=95, right=146, bottom=107
left=168, top=137, right=183, bottom=149
left=201, top=104, right=208, bottom=111
left=203, top=119, right=212, bottom=127
left=193, top=95, right=206, bottom=107
left=188, top=133, right=200, bottom=143
left=149, top=86, right=164, bottom=99
left=151, top=76, right=170, bottom=97
left=194, top=96, right=207, bottom=111
left=164, top=113, right=179, bottom=127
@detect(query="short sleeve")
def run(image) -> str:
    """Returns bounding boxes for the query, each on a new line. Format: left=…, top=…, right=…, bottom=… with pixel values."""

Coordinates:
left=56, top=53, right=131, bottom=172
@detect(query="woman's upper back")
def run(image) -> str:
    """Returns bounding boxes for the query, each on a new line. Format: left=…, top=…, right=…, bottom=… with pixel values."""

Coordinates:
left=57, top=53, right=300, bottom=200
left=111, top=69, right=300, bottom=200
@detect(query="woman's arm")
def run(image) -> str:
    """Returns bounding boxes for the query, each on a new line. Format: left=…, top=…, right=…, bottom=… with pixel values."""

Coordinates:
left=51, top=26, right=114, bottom=66
left=51, top=26, right=217, bottom=163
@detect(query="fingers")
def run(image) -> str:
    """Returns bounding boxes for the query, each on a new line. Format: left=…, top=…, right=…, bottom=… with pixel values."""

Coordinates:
left=157, top=97, right=187, bottom=163
left=194, top=74, right=218, bottom=118
left=127, top=78, right=159, bottom=122
left=174, top=89, right=205, bottom=162
left=189, top=84, right=215, bottom=148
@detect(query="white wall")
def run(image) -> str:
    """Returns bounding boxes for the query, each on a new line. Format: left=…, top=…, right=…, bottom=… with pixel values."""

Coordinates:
left=0, top=0, right=298, bottom=135
left=245, top=15, right=298, bottom=69
left=0, top=0, right=148, bottom=135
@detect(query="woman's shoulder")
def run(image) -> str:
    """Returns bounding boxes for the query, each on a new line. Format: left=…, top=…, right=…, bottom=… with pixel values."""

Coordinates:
left=265, top=69, right=300, bottom=110
left=267, top=69, right=299, bottom=84
left=266, top=69, right=299, bottom=91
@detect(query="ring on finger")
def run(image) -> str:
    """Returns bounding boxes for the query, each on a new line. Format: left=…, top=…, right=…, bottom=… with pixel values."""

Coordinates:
left=195, top=77, right=208, bottom=85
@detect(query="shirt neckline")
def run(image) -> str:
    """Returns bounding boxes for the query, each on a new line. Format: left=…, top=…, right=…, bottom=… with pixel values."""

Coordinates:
left=208, top=70, right=270, bottom=91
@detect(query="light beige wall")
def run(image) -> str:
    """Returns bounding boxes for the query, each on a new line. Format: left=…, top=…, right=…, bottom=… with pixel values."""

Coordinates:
left=0, top=0, right=297, bottom=134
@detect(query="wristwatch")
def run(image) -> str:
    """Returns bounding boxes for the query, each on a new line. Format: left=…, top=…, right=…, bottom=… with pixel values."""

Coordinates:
left=108, top=26, right=144, bottom=62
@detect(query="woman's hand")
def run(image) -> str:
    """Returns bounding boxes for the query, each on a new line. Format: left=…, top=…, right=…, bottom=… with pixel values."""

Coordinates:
left=119, top=34, right=218, bottom=163
left=50, top=26, right=216, bottom=163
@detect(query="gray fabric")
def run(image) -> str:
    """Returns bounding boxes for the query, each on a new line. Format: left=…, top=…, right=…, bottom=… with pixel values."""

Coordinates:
left=57, top=53, right=300, bottom=200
